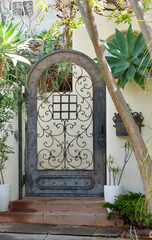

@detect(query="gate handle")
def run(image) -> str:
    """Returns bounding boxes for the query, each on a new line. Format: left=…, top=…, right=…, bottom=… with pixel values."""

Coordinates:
left=98, top=137, right=104, bottom=143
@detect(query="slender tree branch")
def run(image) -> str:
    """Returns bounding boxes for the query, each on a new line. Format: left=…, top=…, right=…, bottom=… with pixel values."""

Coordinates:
left=75, top=0, right=152, bottom=204
left=129, top=0, right=152, bottom=57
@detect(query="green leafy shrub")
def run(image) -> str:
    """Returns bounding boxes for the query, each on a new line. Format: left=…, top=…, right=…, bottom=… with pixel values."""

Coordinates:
left=102, top=191, right=152, bottom=228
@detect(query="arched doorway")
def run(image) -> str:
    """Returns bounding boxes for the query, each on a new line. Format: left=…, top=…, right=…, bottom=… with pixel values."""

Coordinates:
left=25, top=50, right=106, bottom=197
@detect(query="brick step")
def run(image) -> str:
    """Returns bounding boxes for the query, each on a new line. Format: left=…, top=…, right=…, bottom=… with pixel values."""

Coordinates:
left=0, top=198, right=124, bottom=227
left=0, top=211, right=123, bottom=226
left=9, top=198, right=105, bottom=213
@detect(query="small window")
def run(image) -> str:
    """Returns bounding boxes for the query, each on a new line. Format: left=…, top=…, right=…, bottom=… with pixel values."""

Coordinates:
left=13, top=1, right=33, bottom=16
left=53, top=94, right=77, bottom=120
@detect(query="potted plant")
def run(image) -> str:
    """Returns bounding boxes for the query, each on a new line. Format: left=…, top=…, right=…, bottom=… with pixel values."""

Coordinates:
left=0, top=135, right=14, bottom=212
left=104, top=141, right=132, bottom=207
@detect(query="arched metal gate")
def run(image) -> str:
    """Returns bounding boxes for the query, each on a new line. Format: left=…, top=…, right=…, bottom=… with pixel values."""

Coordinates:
left=25, top=50, right=106, bottom=197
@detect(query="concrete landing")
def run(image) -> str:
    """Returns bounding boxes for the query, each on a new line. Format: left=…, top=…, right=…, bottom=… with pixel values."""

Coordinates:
left=0, top=223, right=126, bottom=240
left=0, top=223, right=151, bottom=239
left=0, top=233, right=125, bottom=240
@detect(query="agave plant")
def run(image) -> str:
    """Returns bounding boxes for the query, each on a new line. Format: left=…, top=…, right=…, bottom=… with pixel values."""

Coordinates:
left=99, top=25, right=152, bottom=90
left=0, top=19, right=30, bottom=75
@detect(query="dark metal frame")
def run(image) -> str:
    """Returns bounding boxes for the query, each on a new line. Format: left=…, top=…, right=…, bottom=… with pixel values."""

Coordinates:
left=18, top=105, right=22, bottom=199
left=25, top=50, right=106, bottom=197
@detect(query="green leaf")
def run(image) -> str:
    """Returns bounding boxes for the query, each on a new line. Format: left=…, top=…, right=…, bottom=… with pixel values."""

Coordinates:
left=134, top=73, right=145, bottom=90
left=105, top=56, right=123, bottom=67
left=114, top=62, right=130, bottom=76
left=107, top=41, right=119, bottom=51
left=100, top=39, right=109, bottom=50
left=115, top=28, right=128, bottom=56
left=111, top=37, right=118, bottom=47
left=126, top=64, right=136, bottom=82
left=5, top=53, right=31, bottom=66
left=4, top=28, right=15, bottom=42
left=99, top=73, right=102, bottom=79
left=9, top=32, right=24, bottom=44
left=126, top=24, right=135, bottom=57
left=108, top=49, right=124, bottom=58
left=5, top=21, right=13, bottom=33
left=17, top=39, right=27, bottom=45
left=120, top=72, right=128, bottom=88
left=134, top=56, right=152, bottom=68
left=133, top=33, right=146, bottom=58
left=117, top=77, right=122, bottom=88
left=13, top=21, right=21, bottom=31
left=137, top=67, right=149, bottom=77
left=1, top=43, right=12, bottom=50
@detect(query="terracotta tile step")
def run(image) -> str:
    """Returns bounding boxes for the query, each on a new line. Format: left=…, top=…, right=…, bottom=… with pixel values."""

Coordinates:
left=10, top=199, right=105, bottom=213
left=0, top=211, right=124, bottom=227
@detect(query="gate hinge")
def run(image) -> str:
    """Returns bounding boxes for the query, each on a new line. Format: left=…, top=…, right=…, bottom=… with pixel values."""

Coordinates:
left=22, top=175, right=26, bottom=187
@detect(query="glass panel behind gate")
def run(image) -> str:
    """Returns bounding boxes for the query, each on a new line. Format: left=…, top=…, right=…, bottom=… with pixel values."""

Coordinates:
left=37, top=64, right=93, bottom=170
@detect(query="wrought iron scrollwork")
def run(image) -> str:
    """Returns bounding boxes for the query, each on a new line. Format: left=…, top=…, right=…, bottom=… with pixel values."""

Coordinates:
left=37, top=63, right=93, bottom=170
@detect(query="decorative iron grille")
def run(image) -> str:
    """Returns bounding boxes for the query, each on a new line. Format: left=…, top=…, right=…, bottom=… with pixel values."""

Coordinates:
left=37, top=63, right=93, bottom=170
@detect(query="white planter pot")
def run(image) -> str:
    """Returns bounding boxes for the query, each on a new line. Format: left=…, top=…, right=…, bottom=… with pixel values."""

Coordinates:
left=104, top=185, right=125, bottom=204
left=0, top=184, right=11, bottom=212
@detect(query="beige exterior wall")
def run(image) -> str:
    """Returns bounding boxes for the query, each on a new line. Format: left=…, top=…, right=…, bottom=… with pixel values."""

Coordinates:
left=5, top=4, right=152, bottom=199
left=73, top=14, right=152, bottom=193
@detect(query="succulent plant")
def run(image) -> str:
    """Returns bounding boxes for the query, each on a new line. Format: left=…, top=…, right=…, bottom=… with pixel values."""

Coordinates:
left=98, top=25, right=152, bottom=90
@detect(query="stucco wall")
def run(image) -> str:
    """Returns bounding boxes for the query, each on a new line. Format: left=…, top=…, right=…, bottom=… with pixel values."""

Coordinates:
left=73, top=14, right=152, bottom=193
left=5, top=3, right=152, bottom=199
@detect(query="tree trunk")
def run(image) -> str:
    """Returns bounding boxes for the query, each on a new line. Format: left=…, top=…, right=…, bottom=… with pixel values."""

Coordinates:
left=128, top=0, right=152, bottom=58
left=76, top=0, right=152, bottom=211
